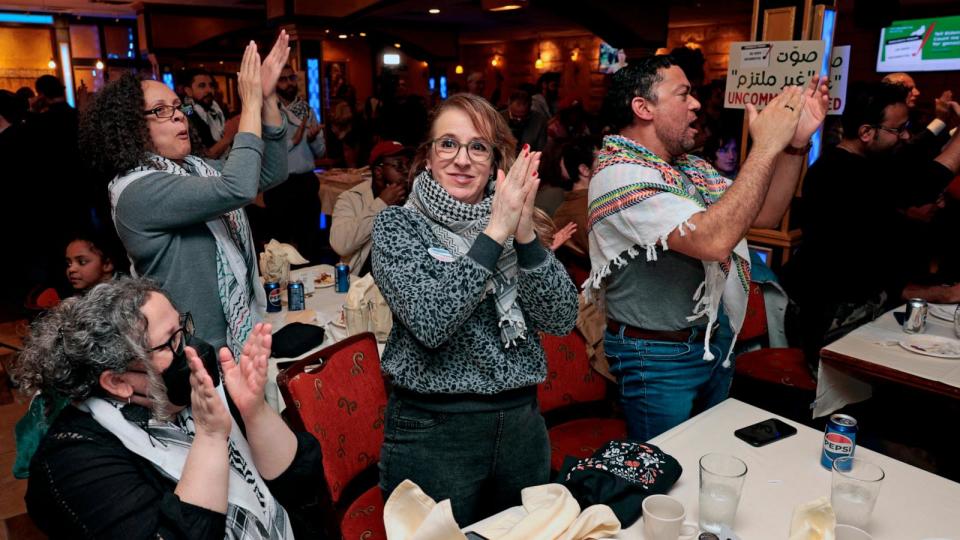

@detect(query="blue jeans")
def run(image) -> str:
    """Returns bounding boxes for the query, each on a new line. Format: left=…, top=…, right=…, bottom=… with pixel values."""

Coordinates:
left=378, top=393, right=550, bottom=525
left=604, top=320, right=734, bottom=442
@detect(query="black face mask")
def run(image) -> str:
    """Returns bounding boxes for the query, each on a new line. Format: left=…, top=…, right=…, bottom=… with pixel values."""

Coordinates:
left=161, top=335, right=220, bottom=407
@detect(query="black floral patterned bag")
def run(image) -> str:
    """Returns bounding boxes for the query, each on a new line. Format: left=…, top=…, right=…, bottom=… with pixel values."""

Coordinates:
left=557, top=440, right=683, bottom=527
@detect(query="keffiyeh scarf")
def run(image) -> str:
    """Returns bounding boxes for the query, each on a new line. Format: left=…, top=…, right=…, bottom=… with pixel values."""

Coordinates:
left=405, top=170, right=527, bottom=347
left=585, top=135, right=751, bottom=366
left=192, top=100, right=226, bottom=141
left=281, top=97, right=312, bottom=125
left=79, top=390, right=293, bottom=540
left=109, top=154, right=266, bottom=357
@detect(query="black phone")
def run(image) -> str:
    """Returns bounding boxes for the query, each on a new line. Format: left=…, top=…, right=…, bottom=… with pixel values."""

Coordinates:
left=734, top=418, right=798, bottom=447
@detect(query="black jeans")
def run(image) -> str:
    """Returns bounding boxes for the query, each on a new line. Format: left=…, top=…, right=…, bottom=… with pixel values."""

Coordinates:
left=378, top=392, right=550, bottom=525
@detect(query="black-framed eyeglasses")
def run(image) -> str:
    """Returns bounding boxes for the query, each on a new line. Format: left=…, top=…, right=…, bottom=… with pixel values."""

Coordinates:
left=143, top=103, right=193, bottom=120
left=432, top=137, right=493, bottom=163
left=872, top=122, right=910, bottom=136
left=148, top=313, right=194, bottom=355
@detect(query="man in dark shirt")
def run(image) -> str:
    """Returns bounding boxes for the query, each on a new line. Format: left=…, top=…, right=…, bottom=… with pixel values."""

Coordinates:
left=180, top=69, right=238, bottom=158
left=787, top=82, right=960, bottom=365
left=502, top=89, right=548, bottom=153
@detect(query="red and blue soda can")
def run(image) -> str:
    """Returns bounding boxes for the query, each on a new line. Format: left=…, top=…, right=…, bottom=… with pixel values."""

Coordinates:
left=821, top=413, right=857, bottom=470
left=265, top=282, right=282, bottom=312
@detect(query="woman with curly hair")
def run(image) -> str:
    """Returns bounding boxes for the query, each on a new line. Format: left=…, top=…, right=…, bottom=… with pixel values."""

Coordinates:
left=15, top=277, right=322, bottom=539
left=372, top=93, right=578, bottom=524
left=80, top=33, right=290, bottom=355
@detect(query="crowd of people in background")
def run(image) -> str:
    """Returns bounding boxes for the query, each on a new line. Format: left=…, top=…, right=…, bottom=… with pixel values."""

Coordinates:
left=4, top=28, right=960, bottom=538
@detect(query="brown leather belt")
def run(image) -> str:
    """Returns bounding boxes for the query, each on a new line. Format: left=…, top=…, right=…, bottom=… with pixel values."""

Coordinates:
left=606, top=319, right=715, bottom=343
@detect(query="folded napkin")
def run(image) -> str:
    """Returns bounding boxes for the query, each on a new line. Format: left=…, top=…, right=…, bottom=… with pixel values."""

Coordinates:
left=788, top=497, right=836, bottom=540
left=344, top=275, right=392, bottom=337
left=384, top=480, right=620, bottom=540
left=259, top=239, right=309, bottom=285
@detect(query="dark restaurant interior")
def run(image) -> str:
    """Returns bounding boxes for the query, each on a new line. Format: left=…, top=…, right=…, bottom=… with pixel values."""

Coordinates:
left=1, top=0, right=960, bottom=538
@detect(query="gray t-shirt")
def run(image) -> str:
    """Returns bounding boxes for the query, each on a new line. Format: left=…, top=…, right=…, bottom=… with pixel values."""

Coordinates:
left=603, top=167, right=711, bottom=331
left=604, top=248, right=707, bottom=330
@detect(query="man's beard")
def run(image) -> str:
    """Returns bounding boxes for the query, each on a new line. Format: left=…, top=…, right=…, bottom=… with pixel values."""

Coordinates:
left=196, top=94, right=215, bottom=108
left=278, top=86, right=298, bottom=102
left=655, top=122, right=697, bottom=158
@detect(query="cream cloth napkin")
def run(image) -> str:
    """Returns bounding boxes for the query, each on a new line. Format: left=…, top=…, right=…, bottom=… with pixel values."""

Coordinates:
left=384, top=480, right=620, bottom=540
left=788, top=497, right=837, bottom=540
left=345, top=274, right=392, bottom=337
left=258, top=239, right=309, bottom=285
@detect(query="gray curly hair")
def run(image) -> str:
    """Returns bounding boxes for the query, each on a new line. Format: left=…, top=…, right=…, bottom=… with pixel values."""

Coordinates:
left=14, top=277, right=171, bottom=403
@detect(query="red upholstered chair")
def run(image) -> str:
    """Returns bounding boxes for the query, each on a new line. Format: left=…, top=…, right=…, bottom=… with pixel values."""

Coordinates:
left=277, top=332, right=387, bottom=540
left=538, top=330, right=627, bottom=472
left=734, top=283, right=816, bottom=391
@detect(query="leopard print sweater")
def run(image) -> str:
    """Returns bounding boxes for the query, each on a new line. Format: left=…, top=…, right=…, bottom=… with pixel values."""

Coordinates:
left=372, top=206, right=578, bottom=396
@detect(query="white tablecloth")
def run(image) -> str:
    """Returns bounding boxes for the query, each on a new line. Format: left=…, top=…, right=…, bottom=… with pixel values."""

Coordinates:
left=261, top=265, right=385, bottom=412
left=467, top=399, right=960, bottom=539
left=814, top=306, right=960, bottom=417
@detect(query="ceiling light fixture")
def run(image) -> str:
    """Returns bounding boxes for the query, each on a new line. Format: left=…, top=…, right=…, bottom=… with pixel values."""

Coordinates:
left=48, top=59, right=56, bottom=69
left=428, top=8, right=440, bottom=14
left=95, top=60, right=105, bottom=70
left=455, top=65, right=464, bottom=74
left=482, top=0, right=527, bottom=11
left=339, top=34, right=348, bottom=39
left=360, top=32, right=367, bottom=37
left=394, top=42, right=401, bottom=48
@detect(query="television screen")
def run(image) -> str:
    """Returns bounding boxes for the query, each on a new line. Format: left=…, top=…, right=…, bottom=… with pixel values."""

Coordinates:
left=876, top=15, right=960, bottom=72
left=598, top=42, right=627, bottom=74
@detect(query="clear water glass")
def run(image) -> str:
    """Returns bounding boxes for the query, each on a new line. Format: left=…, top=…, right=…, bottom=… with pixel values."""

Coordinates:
left=831, top=457, right=884, bottom=529
left=698, top=453, right=748, bottom=534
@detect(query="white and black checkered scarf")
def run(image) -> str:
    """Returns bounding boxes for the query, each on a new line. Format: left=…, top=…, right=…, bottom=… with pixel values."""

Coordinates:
left=405, top=169, right=527, bottom=347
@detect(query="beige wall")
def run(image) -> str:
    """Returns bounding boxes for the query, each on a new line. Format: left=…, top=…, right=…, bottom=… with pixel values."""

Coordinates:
left=0, top=26, right=56, bottom=92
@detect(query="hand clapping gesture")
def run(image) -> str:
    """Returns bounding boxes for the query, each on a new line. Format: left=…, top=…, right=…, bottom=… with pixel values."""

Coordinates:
left=186, top=348, right=232, bottom=440
left=260, top=30, right=291, bottom=102
left=485, top=145, right=541, bottom=244
left=746, top=86, right=805, bottom=155
left=237, top=41, right=262, bottom=108
left=791, top=75, right=830, bottom=148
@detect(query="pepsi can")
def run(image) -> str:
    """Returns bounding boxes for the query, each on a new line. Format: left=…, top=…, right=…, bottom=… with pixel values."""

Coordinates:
left=287, top=280, right=305, bottom=311
left=821, top=413, right=857, bottom=470
left=265, top=282, right=282, bottom=312
left=335, top=263, right=350, bottom=293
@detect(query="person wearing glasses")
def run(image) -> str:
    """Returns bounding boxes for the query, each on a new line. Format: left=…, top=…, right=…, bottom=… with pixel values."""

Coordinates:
left=786, top=81, right=960, bottom=372
left=330, top=140, right=411, bottom=275
left=15, top=277, right=321, bottom=539
left=79, top=33, right=291, bottom=357
left=371, top=93, right=578, bottom=524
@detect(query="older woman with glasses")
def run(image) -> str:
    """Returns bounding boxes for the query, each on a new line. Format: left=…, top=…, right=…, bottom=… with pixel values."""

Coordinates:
left=79, top=33, right=290, bottom=356
left=14, top=277, right=322, bottom=539
left=371, top=93, right=578, bottom=524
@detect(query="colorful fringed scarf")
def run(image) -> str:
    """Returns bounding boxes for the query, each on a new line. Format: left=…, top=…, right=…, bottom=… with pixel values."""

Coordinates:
left=585, top=135, right=750, bottom=366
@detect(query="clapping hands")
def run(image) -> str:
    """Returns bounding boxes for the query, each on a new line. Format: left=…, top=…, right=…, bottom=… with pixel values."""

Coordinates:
left=485, top=145, right=541, bottom=244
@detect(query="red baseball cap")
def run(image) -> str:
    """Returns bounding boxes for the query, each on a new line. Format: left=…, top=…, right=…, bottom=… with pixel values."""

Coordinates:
left=369, top=140, right=408, bottom=165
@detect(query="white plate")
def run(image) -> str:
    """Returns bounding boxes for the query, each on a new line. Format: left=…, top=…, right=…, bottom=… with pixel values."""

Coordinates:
left=929, top=303, right=958, bottom=322
left=898, top=335, right=960, bottom=359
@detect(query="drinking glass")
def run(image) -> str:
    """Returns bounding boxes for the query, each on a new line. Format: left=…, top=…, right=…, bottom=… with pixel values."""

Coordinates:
left=831, top=457, right=884, bottom=529
left=368, top=299, right=393, bottom=342
left=344, top=303, right=370, bottom=336
left=698, top=453, right=747, bottom=534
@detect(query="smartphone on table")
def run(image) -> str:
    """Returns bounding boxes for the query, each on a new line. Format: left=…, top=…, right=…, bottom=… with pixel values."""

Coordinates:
left=734, top=418, right=798, bottom=447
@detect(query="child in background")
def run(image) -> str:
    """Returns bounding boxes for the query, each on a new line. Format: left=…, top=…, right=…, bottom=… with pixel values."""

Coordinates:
left=64, top=234, right=116, bottom=292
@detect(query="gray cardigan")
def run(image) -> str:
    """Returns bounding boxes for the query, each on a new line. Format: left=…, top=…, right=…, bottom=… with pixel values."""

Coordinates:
left=371, top=206, right=578, bottom=403
left=113, top=125, right=288, bottom=350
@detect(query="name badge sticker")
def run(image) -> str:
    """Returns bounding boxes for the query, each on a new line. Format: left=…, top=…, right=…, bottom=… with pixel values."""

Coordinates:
left=428, top=247, right=455, bottom=263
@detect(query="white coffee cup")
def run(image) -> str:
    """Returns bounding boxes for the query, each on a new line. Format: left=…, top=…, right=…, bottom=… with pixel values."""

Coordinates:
left=835, top=524, right=873, bottom=540
left=642, top=494, right=698, bottom=540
